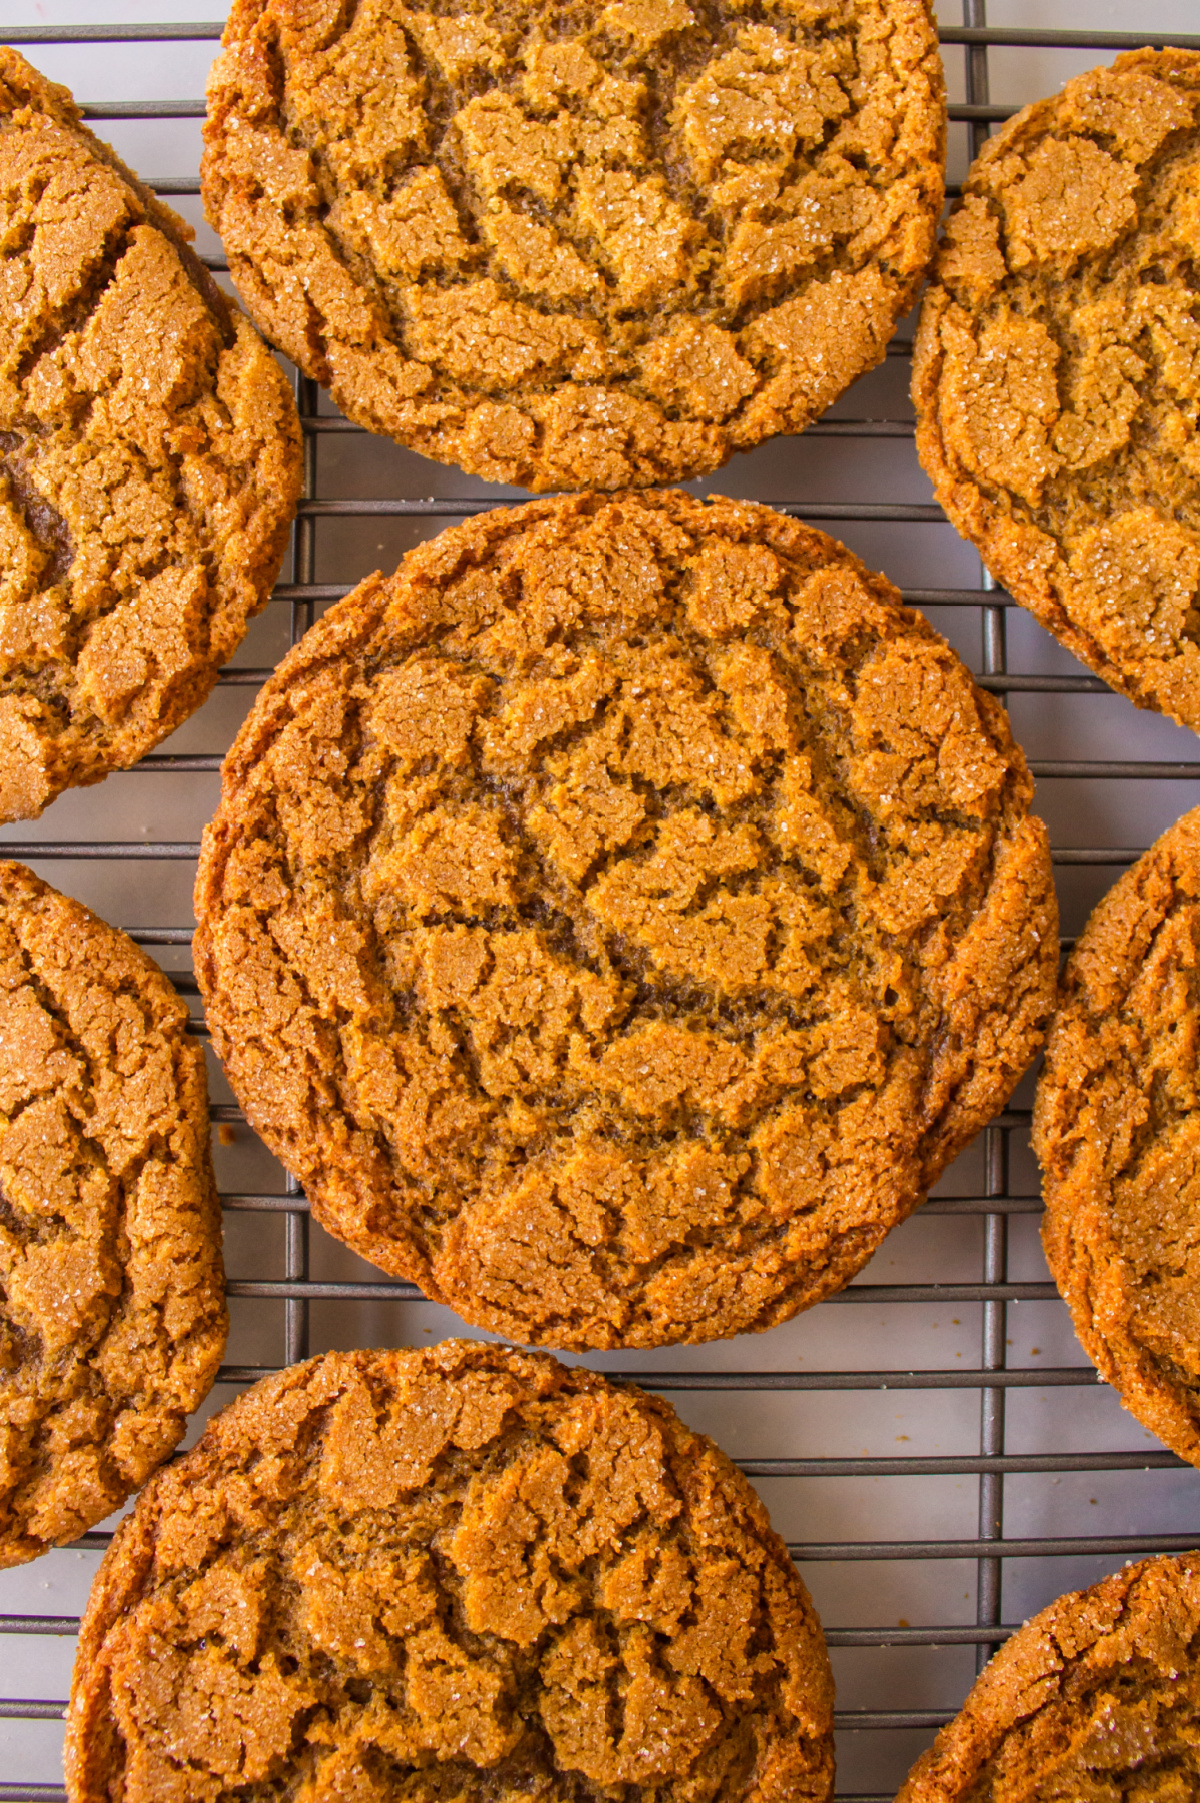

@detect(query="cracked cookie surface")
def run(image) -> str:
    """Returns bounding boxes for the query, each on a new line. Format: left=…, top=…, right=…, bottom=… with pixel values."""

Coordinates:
left=201, top=0, right=943, bottom=491
left=914, top=49, right=1200, bottom=733
left=1035, top=807, right=1200, bottom=1467
left=195, top=490, right=1056, bottom=1350
left=0, top=861, right=226, bottom=1568
left=0, top=50, right=302, bottom=820
left=898, top=1554, right=1200, bottom=1801
left=65, top=1340, right=835, bottom=1803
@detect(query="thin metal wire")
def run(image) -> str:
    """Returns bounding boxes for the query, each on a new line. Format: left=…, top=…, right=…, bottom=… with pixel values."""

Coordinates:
left=5, top=21, right=1200, bottom=48
left=216, top=1189, right=1049, bottom=1217
left=978, top=1145, right=1009, bottom=1671
left=296, top=497, right=950, bottom=519
left=793, top=1533, right=1200, bottom=1562
left=120, top=752, right=1200, bottom=778
left=76, top=96, right=1023, bottom=122
left=0, top=842, right=1146, bottom=863
left=973, top=195, right=1011, bottom=1656
left=230, top=1365, right=1105, bottom=1391
left=281, top=370, right=319, bottom=1374
left=273, top=405, right=925, bottom=438
left=219, top=1276, right=1064, bottom=1303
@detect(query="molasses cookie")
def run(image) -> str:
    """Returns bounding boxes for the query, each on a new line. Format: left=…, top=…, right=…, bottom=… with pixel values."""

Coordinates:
left=914, top=49, right=1200, bottom=733
left=1035, top=806, right=1200, bottom=1466
left=201, top=0, right=944, bottom=492
left=0, top=862, right=226, bottom=1568
left=195, top=490, right=1056, bottom=1350
left=65, top=1340, right=835, bottom=1803
left=0, top=50, right=302, bottom=821
left=898, top=1553, right=1200, bottom=1801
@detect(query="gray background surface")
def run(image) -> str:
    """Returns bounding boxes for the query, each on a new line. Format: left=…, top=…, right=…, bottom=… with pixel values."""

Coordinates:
left=1, top=3, right=1199, bottom=1796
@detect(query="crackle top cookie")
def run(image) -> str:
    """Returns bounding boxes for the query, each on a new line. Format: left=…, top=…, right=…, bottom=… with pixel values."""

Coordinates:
left=195, top=491, right=1056, bottom=1350
left=201, top=0, right=943, bottom=492
left=0, top=50, right=301, bottom=822
left=1034, top=807, right=1200, bottom=1468
left=914, top=50, right=1200, bottom=734
left=0, top=862, right=226, bottom=1568
left=65, top=1341, right=835, bottom=1803
left=898, top=1554, right=1200, bottom=1801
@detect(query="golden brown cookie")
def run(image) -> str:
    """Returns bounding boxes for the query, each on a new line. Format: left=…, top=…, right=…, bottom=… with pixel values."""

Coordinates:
left=0, top=862, right=226, bottom=1568
left=195, top=490, right=1057, bottom=1350
left=65, top=1339, right=835, bottom=1803
left=201, top=0, right=944, bottom=492
left=1034, top=807, right=1200, bottom=1467
left=0, top=50, right=302, bottom=821
left=897, top=1553, right=1200, bottom=1802
left=914, top=50, right=1200, bottom=734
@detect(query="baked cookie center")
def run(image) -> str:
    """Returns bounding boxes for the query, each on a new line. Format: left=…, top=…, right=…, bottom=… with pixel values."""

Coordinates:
left=196, top=492, right=1056, bottom=1349
left=915, top=50, right=1200, bottom=729
left=65, top=1346, right=836, bottom=1803
left=0, top=860, right=225, bottom=1569
left=1036, top=804, right=1200, bottom=1468
left=0, top=50, right=302, bottom=821
left=202, top=0, right=945, bottom=486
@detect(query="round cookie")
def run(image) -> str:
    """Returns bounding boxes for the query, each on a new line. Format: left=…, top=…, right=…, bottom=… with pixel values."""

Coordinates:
left=201, top=0, right=944, bottom=493
left=0, top=50, right=302, bottom=821
left=195, top=490, right=1057, bottom=1350
left=65, top=1340, right=835, bottom=1803
left=0, top=862, right=226, bottom=1568
left=1034, top=806, right=1200, bottom=1467
left=914, top=49, right=1200, bottom=734
left=898, top=1554, right=1200, bottom=1801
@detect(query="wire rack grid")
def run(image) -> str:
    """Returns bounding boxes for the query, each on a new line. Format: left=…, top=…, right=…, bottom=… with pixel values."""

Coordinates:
left=3, top=2, right=1200, bottom=1798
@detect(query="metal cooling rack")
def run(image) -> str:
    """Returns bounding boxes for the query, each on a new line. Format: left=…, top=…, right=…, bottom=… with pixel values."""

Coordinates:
left=3, top=4, right=1200, bottom=1798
